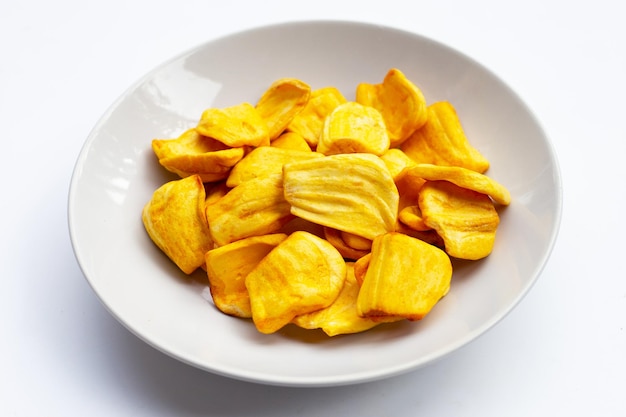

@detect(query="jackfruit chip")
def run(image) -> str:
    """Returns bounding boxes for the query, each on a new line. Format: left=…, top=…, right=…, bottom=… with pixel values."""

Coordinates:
left=226, top=146, right=323, bottom=187
left=317, top=102, right=390, bottom=156
left=255, top=78, right=311, bottom=140
left=398, top=205, right=431, bottom=232
left=152, top=129, right=245, bottom=182
left=380, top=148, right=416, bottom=180
left=283, top=153, right=399, bottom=241
left=400, top=102, right=490, bottom=173
left=206, top=173, right=293, bottom=246
left=324, top=227, right=370, bottom=261
left=142, top=175, right=213, bottom=274
left=419, top=180, right=500, bottom=260
left=353, top=253, right=371, bottom=286
left=204, top=181, right=230, bottom=206
left=406, top=163, right=511, bottom=205
left=287, top=86, right=347, bottom=147
left=205, top=233, right=288, bottom=318
left=271, top=131, right=312, bottom=152
left=357, top=232, right=452, bottom=320
left=395, top=222, right=446, bottom=249
left=340, top=231, right=372, bottom=251
left=245, top=231, right=347, bottom=334
left=293, top=263, right=401, bottom=336
left=197, top=102, right=270, bottom=148
left=356, top=68, right=428, bottom=147
left=395, top=167, right=427, bottom=221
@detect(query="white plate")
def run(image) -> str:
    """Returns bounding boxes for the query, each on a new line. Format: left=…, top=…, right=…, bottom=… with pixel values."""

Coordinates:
left=68, top=21, right=562, bottom=387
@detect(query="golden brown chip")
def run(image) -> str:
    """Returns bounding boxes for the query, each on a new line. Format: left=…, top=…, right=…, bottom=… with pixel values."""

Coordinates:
left=398, top=205, right=431, bottom=232
left=283, top=153, right=399, bottom=241
left=142, top=175, right=213, bottom=274
left=206, top=173, right=293, bottom=246
left=419, top=180, right=500, bottom=260
left=205, top=233, right=288, bottom=318
left=356, top=232, right=452, bottom=320
left=292, top=263, right=401, bottom=336
left=353, top=253, right=371, bottom=286
left=245, top=231, right=347, bottom=334
left=271, top=131, right=312, bottom=152
left=152, top=129, right=245, bottom=182
left=400, top=102, right=490, bottom=173
left=380, top=148, right=417, bottom=180
left=405, top=163, right=511, bottom=205
left=356, top=68, right=428, bottom=147
left=287, top=86, right=347, bottom=147
left=197, top=102, right=270, bottom=148
left=255, top=78, right=311, bottom=140
left=225, top=146, right=323, bottom=187
left=323, top=227, right=371, bottom=261
left=317, top=102, right=390, bottom=156
left=204, top=181, right=230, bottom=206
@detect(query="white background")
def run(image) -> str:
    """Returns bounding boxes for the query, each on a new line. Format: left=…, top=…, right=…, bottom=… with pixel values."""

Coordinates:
left=2, top=1, right=625, bottom=415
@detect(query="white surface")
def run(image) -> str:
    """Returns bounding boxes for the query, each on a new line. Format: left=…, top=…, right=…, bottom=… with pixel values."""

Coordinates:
left=68, top=20, right=561, bottom=387
left=2, top=0, right=624, bottom=414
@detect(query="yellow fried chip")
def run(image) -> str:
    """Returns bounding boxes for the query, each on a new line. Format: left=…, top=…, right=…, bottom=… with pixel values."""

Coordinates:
left=400, top=102, right=490, bottom=173
left=380, top=148, right=417, bottom=180
left=406, top=163, right=511, bottom=205
left=206, top=173, right=293, bottom=246
left=152, top=129, right=245, bottom=182
left=197, top=102, right=270, bottom=148
left=353, top=253, right=370, bottom=286
left=419, top=180, right=500, bottom=260
left=271, top=131, right=312, bottom=152
left=205, top=233, right=288, bottom=318
left=204, top=181, right=230, bottom=206
left=323, top=227, right=371, bottom=261
left=255, top=78, right=311, bottom=140
left=356, top=68, right=428, bottom=147
left=287, top=86, right=347, bottom=147
left=398, top=205, right=431, bottom=232
left=283, top=153, right=399, bottom=241
left=142, top=175, right=213, bottom=274
left=317, top=102, right=390, bottom=156
left=245, top=231, right=347, bottom=334
left=357, top=232, right=452, bottom=320
left=293, top=263, right=401, bottom=336
left=395, top=167, right=427, bottom=225
left=225, top=146, right=323, bottom=187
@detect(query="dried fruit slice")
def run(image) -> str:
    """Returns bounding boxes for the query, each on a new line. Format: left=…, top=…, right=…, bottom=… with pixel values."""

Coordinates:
left=287, top=86, right=347, bottom=147
left=400, top=102, right=490, bottom=173
left=205, top=233, right=288, bottom=318
left=317, top=102, right=389, bottom=156
left=283, top=153, right=399, bottom=241
left=405, top=163, right=511, bottom=205
left=225, top=146, right=323, bottom=187
left=271, top=131, right=312, bottom=152
left=255, top=78, right=311, bottom=140
left=197, top=102, right=270, bottom=147
left=245, top=231, right=347, bottom=334
left=356, top=68, right=428, bottom=147
left=206, top=173, right=293, bottom=246
left=323, top=227, right=370, bottom=261
left=419, top=180, right=501, bottom=260
left=152, top=129, right=245, bottom=182
left=142, top=175, right=213, bottom=274
left=380, top=148, right=416, bottom=180
left=398, top=205, right=430, bottom=232
left=356, top=232, right=452, bottom=320
left=293, top=263, right=401, bottom=336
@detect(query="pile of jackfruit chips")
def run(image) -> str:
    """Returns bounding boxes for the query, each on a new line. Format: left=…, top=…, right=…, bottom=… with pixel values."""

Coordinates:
left=142, top=68, right=511, bottom=337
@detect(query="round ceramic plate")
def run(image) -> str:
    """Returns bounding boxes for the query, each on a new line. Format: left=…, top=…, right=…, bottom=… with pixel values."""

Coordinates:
left=68, top=21, right=562, bottom=387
